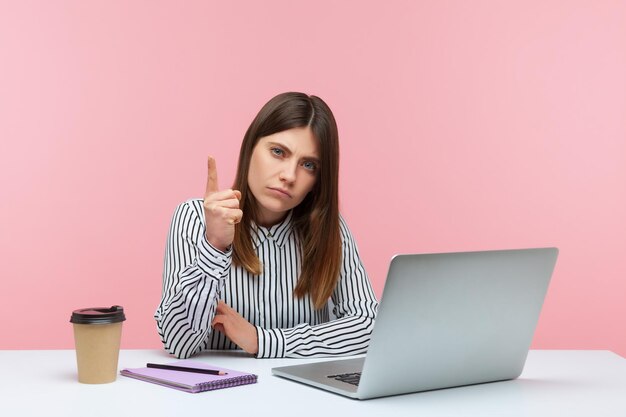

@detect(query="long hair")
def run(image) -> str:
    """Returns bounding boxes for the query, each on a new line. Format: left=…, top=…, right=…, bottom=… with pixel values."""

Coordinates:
left=231, top=92, right=341, bottom=310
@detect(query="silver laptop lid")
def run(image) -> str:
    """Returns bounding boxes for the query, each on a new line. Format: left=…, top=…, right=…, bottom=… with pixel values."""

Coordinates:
left=357, top=247, right=558, bottom=398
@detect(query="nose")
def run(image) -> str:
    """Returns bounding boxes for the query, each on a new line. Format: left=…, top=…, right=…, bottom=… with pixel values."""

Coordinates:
left=279, top=162, right=297, bottom=184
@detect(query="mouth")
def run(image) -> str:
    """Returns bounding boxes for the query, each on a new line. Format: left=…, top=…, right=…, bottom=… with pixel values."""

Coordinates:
left=268, top=187, right=292, bottom=198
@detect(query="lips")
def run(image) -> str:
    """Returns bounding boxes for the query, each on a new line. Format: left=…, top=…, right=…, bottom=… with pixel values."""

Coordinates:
left=268, top=187, right=292, bottom=198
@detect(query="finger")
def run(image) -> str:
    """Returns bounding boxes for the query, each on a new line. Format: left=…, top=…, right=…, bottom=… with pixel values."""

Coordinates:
left=218, top=300, right=233, bottom=313
left=215, top=300, right=227, bottom=313
left=205, top=205, right=242, bottom=222
left=209, top=207, right=242, bottom=225
left=206, top=194, right=240, bottom=209
left=233, top=190, right=242, bottom=200
left=216, top=300, right=237, bottom=315
left=204, top=189, right=240, bottom=204
left=205, top=156, right=219, bottom=195
left=221, top=198, right=241, bottom=209
left=227, top=209, right=243, bottom=225
left=211, top=316, right=226, bottom=333
left=212, top=314, right=225, bottom=326
left=218, top=301, right=239, bottom=317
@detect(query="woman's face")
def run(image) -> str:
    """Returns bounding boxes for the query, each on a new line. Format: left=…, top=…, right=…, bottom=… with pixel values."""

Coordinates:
left=247, top=127, right=319, bottom=227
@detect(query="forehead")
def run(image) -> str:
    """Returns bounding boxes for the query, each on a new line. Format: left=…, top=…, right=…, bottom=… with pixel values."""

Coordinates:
left=257, top=127, right=319, bottom=158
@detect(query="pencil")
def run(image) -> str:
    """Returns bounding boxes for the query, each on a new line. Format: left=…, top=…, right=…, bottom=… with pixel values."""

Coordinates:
left=146, top=363, right=228, bottom=375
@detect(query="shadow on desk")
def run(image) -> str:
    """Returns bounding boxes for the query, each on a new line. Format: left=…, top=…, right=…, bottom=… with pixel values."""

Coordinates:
left=367, top=377, right=573, bottom=407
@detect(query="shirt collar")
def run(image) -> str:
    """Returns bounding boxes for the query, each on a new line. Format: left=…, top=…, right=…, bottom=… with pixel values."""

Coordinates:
left=250, top=210, right=295, bottom=248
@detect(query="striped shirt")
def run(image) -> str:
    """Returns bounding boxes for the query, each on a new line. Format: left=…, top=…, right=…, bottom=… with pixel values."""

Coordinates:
left=154, top=199, right=378, bottom=359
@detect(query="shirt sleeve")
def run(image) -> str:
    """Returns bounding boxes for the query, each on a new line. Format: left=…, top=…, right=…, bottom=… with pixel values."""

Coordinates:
left=154, top=199, right=232, bottom=359
left=255, top=215, right=378, bottom=358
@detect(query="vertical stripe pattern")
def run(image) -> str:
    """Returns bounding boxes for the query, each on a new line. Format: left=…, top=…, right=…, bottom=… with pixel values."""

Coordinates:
left=155, top=199, right=378, bottom=359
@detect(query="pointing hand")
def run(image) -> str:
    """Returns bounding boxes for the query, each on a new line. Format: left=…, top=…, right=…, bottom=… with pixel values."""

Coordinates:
left=203, top=156, right=242, bottom=251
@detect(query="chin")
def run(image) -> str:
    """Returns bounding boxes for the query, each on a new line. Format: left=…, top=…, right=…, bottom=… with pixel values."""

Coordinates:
left=258, top=198, right=291, bottom=215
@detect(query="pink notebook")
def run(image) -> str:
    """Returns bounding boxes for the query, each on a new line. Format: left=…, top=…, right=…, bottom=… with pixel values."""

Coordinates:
left=120, top=360, right=258, bottom=393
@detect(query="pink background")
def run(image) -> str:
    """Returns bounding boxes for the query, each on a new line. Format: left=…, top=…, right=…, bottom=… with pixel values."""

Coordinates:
left=1, top=1, right=624, bottom=356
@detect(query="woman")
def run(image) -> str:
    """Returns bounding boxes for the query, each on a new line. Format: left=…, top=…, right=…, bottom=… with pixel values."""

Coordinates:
left=155, top=92, right=378, bottom=359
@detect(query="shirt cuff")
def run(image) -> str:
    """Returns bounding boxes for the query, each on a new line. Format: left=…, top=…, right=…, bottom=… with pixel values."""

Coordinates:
left=255, top=326, right=286, bottom=358
left=197, top=234, right=232, bottom=280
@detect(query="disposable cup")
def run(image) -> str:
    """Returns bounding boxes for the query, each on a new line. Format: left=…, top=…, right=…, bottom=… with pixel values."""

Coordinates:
left=70, top=306, right=126, bottom=384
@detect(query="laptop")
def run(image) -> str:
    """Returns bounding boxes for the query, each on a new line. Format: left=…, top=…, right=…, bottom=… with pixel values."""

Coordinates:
left=272, top=247, right=559, bottom=399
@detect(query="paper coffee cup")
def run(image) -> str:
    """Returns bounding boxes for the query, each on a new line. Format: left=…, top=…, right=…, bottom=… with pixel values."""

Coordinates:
left=70, top=306, right=126, bottom=384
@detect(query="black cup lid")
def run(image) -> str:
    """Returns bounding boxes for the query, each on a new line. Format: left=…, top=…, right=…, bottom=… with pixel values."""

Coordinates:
left=70, top=305, right=126, bottom=324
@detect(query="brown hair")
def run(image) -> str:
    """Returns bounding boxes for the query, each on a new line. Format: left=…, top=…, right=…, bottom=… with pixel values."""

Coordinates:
left=231, top=92, right=341, bottom=309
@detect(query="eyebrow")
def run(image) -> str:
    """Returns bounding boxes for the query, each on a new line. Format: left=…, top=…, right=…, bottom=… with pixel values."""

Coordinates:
left=267, top=141, right=320, bottom=162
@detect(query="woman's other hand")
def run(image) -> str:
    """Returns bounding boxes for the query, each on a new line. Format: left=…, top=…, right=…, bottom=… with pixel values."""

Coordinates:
left=211, top=300, right=259, bottom=355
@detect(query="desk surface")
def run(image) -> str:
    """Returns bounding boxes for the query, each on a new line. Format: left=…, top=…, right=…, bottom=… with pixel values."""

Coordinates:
left=1, top=349, right=625, bottom=417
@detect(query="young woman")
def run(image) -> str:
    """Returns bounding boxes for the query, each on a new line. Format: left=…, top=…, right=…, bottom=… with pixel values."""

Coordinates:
left=155, top=92, right=378, bottom=359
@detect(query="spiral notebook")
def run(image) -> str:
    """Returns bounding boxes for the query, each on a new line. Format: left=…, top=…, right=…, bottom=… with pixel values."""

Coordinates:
left=120, top=360, right=258, bottom=393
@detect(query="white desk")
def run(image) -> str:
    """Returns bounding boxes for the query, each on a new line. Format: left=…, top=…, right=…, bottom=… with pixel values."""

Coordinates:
left=1, top=350, right=624, bottom=416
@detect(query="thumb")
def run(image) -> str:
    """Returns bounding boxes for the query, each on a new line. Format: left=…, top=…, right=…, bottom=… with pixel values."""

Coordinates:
left=212, top=314, right=225, bottom=327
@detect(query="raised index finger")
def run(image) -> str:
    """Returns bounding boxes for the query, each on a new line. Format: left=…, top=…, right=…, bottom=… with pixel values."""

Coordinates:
left=205, top=156, right=219, bottom=194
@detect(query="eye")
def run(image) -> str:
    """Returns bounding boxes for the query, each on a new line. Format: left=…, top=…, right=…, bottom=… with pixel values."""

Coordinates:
left=302, top=161, right=317, bottom=172
left=270, top=147, right=284, bottom=157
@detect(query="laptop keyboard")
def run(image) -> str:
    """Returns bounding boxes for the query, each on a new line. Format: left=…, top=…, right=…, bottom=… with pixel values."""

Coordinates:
left=327, top=372, right=361, bottom=386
